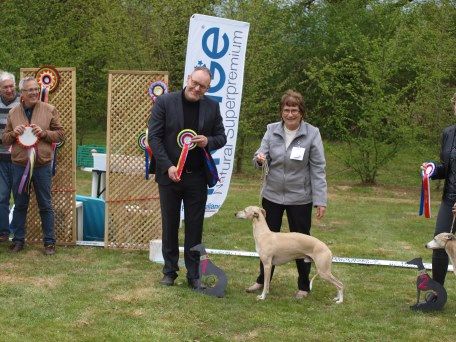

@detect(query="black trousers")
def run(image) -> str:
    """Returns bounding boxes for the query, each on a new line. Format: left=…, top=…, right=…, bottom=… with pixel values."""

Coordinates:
left=432, top=198, right=454, bottom=285
left=158, top=171, right=207, bottom=280
left=256, top=197, right=313, bottom=291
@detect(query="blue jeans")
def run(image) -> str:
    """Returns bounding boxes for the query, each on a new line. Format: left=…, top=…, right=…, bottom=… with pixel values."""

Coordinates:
left=0, top=160, right=13, bottom=236
left=11, top=163, right=55, bottom=245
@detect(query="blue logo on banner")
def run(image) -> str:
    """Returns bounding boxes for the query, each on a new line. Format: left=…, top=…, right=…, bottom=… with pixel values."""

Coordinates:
left=200, top=27, right=229, bottom=103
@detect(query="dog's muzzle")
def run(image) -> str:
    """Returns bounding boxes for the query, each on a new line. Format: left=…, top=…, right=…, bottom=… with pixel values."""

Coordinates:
left=425, top=239, right=441, bottom=249
left=235, top=210, right=246, bottom=219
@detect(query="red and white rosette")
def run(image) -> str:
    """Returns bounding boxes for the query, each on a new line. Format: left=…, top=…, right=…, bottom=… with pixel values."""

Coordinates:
left=176, top=129, right=196, bottom=179
left=419, top=162, right=435, bottom=218
left=17, top=126, right=39, bottom=194
left=17, top=126, right=38, bottom=148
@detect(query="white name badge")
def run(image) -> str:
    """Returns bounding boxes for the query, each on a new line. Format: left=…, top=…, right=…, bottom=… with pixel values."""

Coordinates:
left=290, top=146, right=305, bottom=161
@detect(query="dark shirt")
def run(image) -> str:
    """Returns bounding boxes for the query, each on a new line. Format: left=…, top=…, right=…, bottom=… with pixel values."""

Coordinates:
left=181, top=90, right=203, bottom=173
left=24, top=107, right=33, bottom=123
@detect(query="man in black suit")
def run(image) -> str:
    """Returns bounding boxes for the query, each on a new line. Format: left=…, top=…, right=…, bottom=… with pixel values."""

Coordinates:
left=148, top=66, right=226, bottom=289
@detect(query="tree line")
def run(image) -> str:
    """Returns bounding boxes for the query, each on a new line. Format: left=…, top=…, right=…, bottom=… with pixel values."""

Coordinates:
left=1, top=0, right=455, bottom=183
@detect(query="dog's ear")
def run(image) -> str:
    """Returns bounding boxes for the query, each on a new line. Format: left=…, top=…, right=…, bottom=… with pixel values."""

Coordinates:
left=260, top=208, right=266, bottom=218
left=448, top=234, right=455, bottom=240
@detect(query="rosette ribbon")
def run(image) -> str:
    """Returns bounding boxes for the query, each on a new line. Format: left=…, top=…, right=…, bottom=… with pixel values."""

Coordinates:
left=137, top=131, right=154, bottom=180
left=202, top=148, right=220, bottom=188
left=51, top=141, right=64, bottom=176
left=17, top=127, right=39, bottom=194
left=148, top=81, right=168, bottom=103
left=40, top=86, right=49, bottom=103
left=419, top=162, right=435, bottom=218
left=176, top=129, right=197, bottom=179
left=35, top=66, right=60, bottom=93
left=38, top=85, right=60, bottom=176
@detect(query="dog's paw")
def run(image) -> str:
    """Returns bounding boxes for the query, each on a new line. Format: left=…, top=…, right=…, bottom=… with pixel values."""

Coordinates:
left=334, top=296, right=343, bottom=304
left=256, top=294, right=266, bottom=300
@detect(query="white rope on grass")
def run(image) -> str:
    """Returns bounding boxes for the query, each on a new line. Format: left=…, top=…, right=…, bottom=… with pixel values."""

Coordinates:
left=180, top=247, right=447, bottom=271
left=82, top=239, right=453, bottom=272
left=193, top=251, right=428, bottom=269
left=76, top=241, right=105, bottom=247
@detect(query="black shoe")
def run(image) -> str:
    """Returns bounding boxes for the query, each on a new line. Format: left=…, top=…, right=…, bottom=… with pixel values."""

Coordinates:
left=159, top=275, right=176, bottom=286
left=187, top=278, right=200, bottom=290
left=44, top=244, right=56, bottom=255
left=9, top=242, right=24, bottom=253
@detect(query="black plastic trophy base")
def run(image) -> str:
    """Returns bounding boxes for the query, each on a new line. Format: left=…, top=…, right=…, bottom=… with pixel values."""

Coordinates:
left=407, top=257, right=447, bottom=312
left=190, top=244, right=227, bottom=298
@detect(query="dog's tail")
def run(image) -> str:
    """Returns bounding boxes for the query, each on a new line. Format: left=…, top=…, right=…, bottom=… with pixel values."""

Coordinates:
left=309, top=273, right=318, bottom=291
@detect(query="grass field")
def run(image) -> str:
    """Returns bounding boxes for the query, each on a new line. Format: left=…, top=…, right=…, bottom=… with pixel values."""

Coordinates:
left=1, top=137, right=455, bottom=341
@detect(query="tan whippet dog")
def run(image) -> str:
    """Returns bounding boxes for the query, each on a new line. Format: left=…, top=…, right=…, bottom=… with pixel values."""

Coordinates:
left=236, top=206, right=344, bottom=303
left=425, top=233, right=456, bottom=276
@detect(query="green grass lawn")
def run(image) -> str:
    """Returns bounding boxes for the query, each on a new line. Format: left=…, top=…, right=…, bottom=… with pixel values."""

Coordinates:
left=2, top=138, right=454, bottom=340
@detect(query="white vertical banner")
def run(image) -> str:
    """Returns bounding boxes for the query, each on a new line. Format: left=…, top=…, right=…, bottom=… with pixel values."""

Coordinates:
left=184, top=14, right=250, bottom=217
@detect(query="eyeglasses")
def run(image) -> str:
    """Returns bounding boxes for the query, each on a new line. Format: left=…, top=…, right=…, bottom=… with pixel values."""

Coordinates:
left=282, top=109, right=300, bottom=115
left=22, top=88, right=40, bottom=94
left=188, top=77, right=210, bottom=92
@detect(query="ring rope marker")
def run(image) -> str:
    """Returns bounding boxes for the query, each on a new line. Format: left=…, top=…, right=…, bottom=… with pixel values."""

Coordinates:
left=419, top=162, right=435, bottom=218
left=17, top=126, right=39, bottom=194
left=176, top=129, right=196, bottom=179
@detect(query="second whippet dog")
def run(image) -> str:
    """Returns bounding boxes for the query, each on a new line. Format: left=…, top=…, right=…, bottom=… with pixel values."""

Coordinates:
left=425, top=233, right=456, bottom=276
left=236, top=206, right=344, bottom=303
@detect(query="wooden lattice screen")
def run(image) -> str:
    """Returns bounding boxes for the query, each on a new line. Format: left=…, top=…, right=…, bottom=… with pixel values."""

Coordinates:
left=105, top=70, right=168, bottom=249
left=20, top=67, right=76, bottom=245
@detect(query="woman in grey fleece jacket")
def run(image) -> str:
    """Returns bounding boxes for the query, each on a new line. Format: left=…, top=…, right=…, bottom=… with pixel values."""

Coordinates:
left=246, top=90, right=327, bottom=299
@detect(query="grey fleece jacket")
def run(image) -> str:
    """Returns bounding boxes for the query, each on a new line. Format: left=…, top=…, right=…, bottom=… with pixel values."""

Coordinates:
left=253, top=121, right=327, bottom=206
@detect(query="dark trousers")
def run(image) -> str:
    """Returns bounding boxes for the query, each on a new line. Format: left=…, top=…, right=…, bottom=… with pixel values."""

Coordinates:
left=256, top=197, right=313, bottom=291
left=432, top=199, right=454, bottom=285
left=11, top=163, right=55, bottom=245
left=158, top=171, right=207, bottom=280
left=0, top=160, right=13, bottom=236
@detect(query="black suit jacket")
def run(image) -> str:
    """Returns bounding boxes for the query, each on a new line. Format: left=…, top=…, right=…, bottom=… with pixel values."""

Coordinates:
left=148, top=90, right=227, bottom=186
left=432, top=125, right=456, bottom=196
